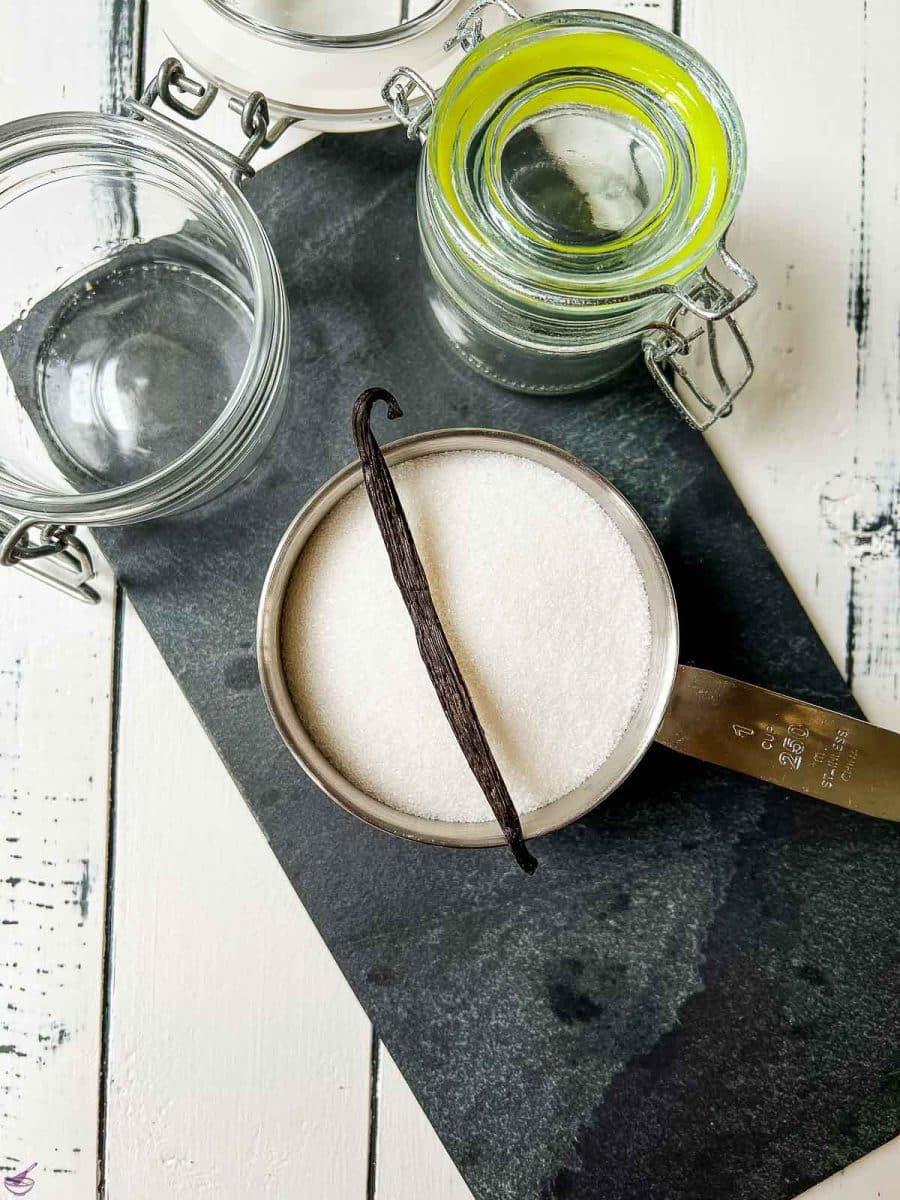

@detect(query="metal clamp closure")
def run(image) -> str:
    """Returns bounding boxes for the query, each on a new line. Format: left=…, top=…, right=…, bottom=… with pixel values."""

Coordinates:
left=383, top=0, right=523, bottom=141
left=642, top=236, right=758, bottom=432
left=381, top=67, right=437, bottom=142
left=125, top=58, right=296, bottom=186
left=443, top=0, right=524, bottom=52
left=0, top=515, right=99, bottom=604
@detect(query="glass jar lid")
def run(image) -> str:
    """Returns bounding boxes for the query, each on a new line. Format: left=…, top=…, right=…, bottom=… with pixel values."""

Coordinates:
left=423, top=9, right=747, bottom=306
left=0, top=110, right=287, bottom=529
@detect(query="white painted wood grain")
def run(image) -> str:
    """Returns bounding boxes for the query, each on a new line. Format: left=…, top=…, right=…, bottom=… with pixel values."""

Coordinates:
left=0, top=567, right=116, bottom=1195
left=375, top=1047, right=474, bottom=1200
left=684, top=0, right=865, bottom=705
left=683, top=0, right=900, bottom=1183
left=839, top=0, right=900, bottom=724
left=685, top=0, right=900, bottom=731
left=104, top=601, right=373, bottom=1198
left=0, top=4, right=125, bottom=1196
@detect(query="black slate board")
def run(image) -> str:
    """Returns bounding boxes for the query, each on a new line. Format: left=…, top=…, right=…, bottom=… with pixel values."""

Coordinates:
left=96, top=131, right=899, bottom=1200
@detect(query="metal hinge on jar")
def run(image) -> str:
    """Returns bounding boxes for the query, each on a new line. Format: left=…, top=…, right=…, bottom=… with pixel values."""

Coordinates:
left=642, top=237, right=758, bottom=432
left=0, top=514, right=99, bottom=604
left=443, top=0, right=524, bottom=51
left=382, top=0, right=523, bottom=141
left=124, top=58, right=296, bottom=185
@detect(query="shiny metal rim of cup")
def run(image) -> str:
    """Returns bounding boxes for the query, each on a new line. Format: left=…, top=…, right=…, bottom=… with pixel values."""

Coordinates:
left=257, top=428, right=680, bottom=848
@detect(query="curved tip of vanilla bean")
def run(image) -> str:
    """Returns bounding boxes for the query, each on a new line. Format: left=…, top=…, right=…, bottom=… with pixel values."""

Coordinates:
left=513, top=841, right=539, bottom=874
left=353, top=388, right=403, bottom=437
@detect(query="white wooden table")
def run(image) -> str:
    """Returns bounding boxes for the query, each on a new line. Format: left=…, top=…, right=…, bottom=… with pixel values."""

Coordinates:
left=2, top=2, right=899, bottom=1197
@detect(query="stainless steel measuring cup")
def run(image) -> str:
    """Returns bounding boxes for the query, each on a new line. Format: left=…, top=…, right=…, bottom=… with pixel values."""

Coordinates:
left=257, top=429, right=900, bottom=848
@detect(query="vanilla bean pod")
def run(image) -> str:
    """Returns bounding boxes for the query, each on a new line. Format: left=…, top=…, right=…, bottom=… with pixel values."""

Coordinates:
left=352, top=388, right=537, bottom=874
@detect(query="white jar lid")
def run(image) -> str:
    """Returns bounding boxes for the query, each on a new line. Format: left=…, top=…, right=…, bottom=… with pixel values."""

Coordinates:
left=159, top=0, right=580, bottom=130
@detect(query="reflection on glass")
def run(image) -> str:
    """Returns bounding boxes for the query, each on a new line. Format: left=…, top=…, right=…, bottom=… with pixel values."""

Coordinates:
left=212, top=0, right=455, bottom=43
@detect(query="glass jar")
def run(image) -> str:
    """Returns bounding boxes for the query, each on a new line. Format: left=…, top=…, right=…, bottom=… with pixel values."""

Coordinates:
left=384, top=3, right=757, bottom=428
left=0, top=1, right=559, bottom=601
left=0, top=66, right=289, bottom=601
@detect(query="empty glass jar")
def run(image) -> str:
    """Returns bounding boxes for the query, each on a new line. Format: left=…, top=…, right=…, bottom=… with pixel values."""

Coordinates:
left=0, top=65, right=289, bottom=601
left=384, top=4, right=757, bottom=428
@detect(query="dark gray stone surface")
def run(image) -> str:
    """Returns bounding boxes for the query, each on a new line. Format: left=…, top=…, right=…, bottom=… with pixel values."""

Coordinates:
left=96, top=131, right=899, bottom=1200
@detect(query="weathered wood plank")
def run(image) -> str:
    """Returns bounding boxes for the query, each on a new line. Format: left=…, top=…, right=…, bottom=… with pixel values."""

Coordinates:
left=685, top=0, right=900, bottom=734
left=684, top=0, right=865, bottom=710
left=104, top=601, right=373, bottom=1196
left=375, top=1047, right=474, bottom=1200
left=682, top=0, right=900, bottom=1183
left=838, top=0, right=900, bottom=723
left=0, top=4, right=132, bottom=1195
left=0, top=569, right=116, bottom=1197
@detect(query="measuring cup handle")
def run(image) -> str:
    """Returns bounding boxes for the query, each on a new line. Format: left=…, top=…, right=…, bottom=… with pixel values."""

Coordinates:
left=655, top=665, right=900, bottom=822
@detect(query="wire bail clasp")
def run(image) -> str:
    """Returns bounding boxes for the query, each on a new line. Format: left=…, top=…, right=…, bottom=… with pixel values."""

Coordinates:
left=383, top=0, right=523, bottom=141
left=381, top=67, right=437, bottom=142
left=125, top=58, right=295, bottom=185
left=443, top=0, right=524, bottom=52
left=0, top=515, right=99, bottom=604
left=642, top=235, right=758, bottom=432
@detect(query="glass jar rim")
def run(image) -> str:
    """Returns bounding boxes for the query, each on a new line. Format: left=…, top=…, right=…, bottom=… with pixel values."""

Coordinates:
left=204, top=0, right=459, bottom=50
left=161, top=0, right=468, bottom=130
left=423, top=10, right=748, bottom=310
left=0, top=110, right=287, bottom=525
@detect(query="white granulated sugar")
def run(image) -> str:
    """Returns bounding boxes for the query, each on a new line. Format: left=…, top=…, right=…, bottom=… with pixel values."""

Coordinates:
left=282, top=450, right=651, bottom=823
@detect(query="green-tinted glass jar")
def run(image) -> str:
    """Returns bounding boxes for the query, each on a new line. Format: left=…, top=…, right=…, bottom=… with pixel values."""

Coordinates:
left=384, top=3, right=757, bottom=429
